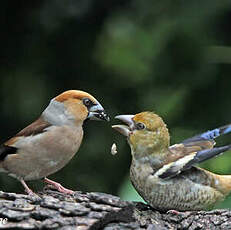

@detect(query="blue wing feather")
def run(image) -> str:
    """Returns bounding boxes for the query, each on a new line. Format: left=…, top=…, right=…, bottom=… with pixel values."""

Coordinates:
left=182, top=124, right=231, bottom=144
left=159, top=145, right=231, bottom=179
left=159, top=124, right=231, bottom=179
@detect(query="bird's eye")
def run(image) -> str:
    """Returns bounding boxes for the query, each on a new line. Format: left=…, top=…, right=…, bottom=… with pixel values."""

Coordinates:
left=83, top=98, right=93, bottom=107
left=136, top=122, right=146, bottom=130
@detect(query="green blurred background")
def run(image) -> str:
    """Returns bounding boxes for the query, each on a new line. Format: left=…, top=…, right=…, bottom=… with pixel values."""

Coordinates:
left=1, top=0, right=231, bottom=208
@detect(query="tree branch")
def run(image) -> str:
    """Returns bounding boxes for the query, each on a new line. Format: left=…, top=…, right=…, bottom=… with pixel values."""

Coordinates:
left=0, top=189, right=230, bottom=229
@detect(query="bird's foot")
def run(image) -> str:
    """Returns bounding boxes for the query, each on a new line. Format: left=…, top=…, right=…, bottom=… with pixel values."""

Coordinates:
left=20, top=179, right=34, bottom=195
left=44, top=178, right=74, bottom=195
left=167, top=209, right=181, bottom=215
left=20, top=179, right=40, bottom=199
left=25, top=188, right=35, bottom=196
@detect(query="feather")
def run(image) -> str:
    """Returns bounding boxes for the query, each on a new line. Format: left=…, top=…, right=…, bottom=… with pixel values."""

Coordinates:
left=157, top=145, right=231, bottom=179
left=15, top=117, right=50, bottom=137
left=1, top=117, right=50, bottom=159
left=0, top=145, right=17, bottom=161
left=182, top=124, right=231, bottom=144
left=159, top=124, right=231, bottom=179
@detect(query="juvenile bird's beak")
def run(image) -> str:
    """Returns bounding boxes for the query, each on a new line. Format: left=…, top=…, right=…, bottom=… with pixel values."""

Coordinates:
left=88, top=103, right=110, bottom=121
left=112, top=115, right=135, bottom=137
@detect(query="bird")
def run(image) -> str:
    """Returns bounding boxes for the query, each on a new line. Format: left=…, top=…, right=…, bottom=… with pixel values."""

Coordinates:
left=112, top=111, right=231, bottom=211
left=0, top=90, right=109, bottom=195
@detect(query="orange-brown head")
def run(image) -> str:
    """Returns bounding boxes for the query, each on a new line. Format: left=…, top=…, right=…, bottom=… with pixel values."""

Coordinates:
left=42, top=90, right=109, bottom=126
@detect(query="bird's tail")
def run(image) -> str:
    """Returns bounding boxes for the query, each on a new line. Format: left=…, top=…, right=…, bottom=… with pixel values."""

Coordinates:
left=182, top=124, right=231, bottom=143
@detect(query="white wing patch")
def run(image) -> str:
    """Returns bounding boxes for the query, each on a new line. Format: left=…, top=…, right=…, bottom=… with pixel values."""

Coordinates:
left=154, top=154, right=196, bottom=179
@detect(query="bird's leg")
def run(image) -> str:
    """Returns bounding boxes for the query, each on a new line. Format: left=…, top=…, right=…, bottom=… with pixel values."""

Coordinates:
left=43, top=177, right=74, bottom=194
left=20, top=179, right=34, bottom=195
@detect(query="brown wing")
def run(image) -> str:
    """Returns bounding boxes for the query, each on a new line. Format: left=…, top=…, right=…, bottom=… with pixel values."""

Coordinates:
left=4, top=117, right=51, bottom=146
left=1, top=117, right=51, bottom=160
left=155, top=124, right=231, bottom=179
left=15, top=117, right=51, bottom=137
left=163, top=140, right=214, bottom=169
left=169, top=140, right=214, bottom=156
left=165, top=123, right=231, bottom=167
left=156, top=145, right=231, bottom=179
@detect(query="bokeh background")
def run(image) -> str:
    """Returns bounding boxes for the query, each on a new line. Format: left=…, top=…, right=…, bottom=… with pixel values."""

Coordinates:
left=1, top=0, right=231, bottom=208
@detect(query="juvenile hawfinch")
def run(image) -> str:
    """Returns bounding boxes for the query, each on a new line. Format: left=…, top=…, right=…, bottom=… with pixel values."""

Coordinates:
left=0, top=90, right=109, bottom=195
left=112, top=111, right=231, bottom=211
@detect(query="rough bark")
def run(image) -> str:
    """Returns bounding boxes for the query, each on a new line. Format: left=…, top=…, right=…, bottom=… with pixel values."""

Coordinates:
left=0, top=189, right=230, bottom=229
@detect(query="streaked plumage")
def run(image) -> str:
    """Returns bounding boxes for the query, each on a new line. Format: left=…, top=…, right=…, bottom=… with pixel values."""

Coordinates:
left=112, top=112, right=231, bottom=211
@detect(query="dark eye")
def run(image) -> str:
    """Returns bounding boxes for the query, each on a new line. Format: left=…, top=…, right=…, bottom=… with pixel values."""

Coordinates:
left=136, top=122, right=146, bottom=130
left=83, top=98, right=93, bottom=107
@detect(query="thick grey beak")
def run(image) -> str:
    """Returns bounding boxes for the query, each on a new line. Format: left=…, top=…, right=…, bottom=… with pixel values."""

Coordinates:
left=112, top=115, right=134, bottom=137
left=88, top=104, right=110, bottom=121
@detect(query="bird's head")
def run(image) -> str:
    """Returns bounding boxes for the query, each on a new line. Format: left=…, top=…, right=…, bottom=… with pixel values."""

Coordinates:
left=112, top=111, right=170, bottom=157
left=42, top=90, right=110, bottom=126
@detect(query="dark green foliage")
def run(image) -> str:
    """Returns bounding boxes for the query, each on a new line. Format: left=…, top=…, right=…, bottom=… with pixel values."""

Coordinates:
left=0, top=0, right=231, bottom=208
